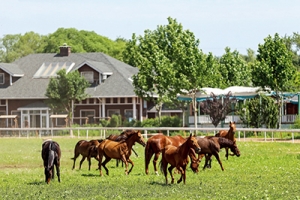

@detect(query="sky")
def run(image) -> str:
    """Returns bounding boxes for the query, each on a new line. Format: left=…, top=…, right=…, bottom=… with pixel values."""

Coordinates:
left=1, top=0, right=299, bottom=56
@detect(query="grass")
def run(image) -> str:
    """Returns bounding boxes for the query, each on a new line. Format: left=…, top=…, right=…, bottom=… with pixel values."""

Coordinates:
left=0, top=137, right=300, bottom=199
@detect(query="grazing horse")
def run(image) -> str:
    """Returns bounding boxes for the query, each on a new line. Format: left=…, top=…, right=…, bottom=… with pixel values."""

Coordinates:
left=159, top=134, right=201, bottom=184
left=41, top=140, right=61, bottom=184
left=71, top=139, right=103, bottom=170
left=215, top=121, right=237, bottom=160
left=97, top=130, right=146, bottom=176
left=145, top=134, right=187, bottom=175
left=191, top=136, right=240, bottom=171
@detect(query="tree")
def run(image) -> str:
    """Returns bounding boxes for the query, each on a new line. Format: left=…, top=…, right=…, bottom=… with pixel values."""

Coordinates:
left=219, top=47, right=252, bottom=88
left=236, top=95, right=278, bottom=128
left=200, top=92, right=236, bottom=127
left=43, top=28, right=126, bottom=60
left=123, top=17, right=210, bottom=127
left=252, top=33, right=297, bottom=128
left=45, top=69, right=90, bottom=126
left=0, top=32, right=45, bottom=62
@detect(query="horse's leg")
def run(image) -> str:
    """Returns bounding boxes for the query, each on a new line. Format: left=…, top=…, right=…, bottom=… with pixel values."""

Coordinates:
left=79, top=156, right=86, bottom=170
left=213, top=153, right=224, bottom=171
left=72, top=152, right=79, bottom=170
left=177, top=166, right=187, bottom=184
left=161, top=160, right=168, bottom=184
left=167, top=165, right=175, bottom=184
left=55, top=162, right=61, bottom=183
left=132, top=148, right=138, bottom=157
left=203, top=154, right=211, bottom=170
left=98, top=153, right=104, bottom=176
left=101, top=156, right=112, bottom=175
left=205, top=154, right=212, bottom=168
left=153, top=152, right=161, bottom=175
left=225, top=147, right=229, bottom=160
left=145, top=146, right=154, bottom=175
left=127, top=158, right=134, bottom=175
left=87, top=157, right=92, bottom=171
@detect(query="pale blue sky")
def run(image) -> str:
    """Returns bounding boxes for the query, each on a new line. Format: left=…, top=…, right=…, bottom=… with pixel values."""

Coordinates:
left=1, top=0, right=299, bottom=56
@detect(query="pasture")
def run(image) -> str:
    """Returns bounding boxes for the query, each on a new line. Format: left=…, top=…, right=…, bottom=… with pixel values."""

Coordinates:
left=0, top=137, right=300, bottom=199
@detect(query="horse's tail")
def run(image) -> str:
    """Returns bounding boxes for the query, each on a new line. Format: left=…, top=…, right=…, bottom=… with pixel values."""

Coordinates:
left=47, top=142, right=55, bottom=170
left=144, top=141, right=153, bottom=174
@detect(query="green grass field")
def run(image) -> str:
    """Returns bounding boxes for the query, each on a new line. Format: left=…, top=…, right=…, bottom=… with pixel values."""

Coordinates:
left=0, top=137, right=300, bottom=200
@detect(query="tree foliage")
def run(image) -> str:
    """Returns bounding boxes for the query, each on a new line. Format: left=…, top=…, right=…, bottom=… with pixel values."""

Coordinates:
left=45, top=69, right=90, bottom=126
left=219, top=47, right=252, bottom=88
left=123, top=17, right=208, bottom=125
left=236, top=95, right=278, bottom=128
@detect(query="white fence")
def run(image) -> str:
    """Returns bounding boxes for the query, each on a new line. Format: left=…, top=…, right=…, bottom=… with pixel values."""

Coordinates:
left=1, top=127, right=300, bottom=143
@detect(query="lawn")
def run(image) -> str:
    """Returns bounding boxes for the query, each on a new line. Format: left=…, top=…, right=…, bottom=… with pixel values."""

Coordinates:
left=0, top=137, right=300, bottom=200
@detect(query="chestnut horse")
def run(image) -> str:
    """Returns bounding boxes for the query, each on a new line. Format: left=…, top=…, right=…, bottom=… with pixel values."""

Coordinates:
left=159, top=134, right=201, bottom=184
left=71, top=139, right=103, bottom=170
left=42, top=140, right=61, bottom=184
left=215, top=121, right=237, bottom=160
left=190, top=136, right=240, bottom=171
left=97, top=130, right=146, bottom=176
left=145, top=134, right=187, bottom=175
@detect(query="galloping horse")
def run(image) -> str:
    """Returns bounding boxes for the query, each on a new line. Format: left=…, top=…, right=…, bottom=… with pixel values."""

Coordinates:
left=159, top=134, right=201, bottom=184
left=215, top=121, right=237, bottom=160
left=41, top=140, right=61, bottom=184
left=106, top=130, right=139, bottom=167
left=71, top=139, right=103, bottom=170
left=145, top=134, right=187, bottom=175
left=97, top=130, right=146, bottom=176
left=191, top=136, right=240, bottom=171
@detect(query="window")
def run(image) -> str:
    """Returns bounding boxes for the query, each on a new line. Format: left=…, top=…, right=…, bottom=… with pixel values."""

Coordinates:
left=81, top=71, right=94, bottom=83
left=0, top=73, right=4, bottom=84
left=81, top=110, right=95, bottom=124
left=107, top=109, right=120, bottom=117
left=124, top=109, right=134, bottom=121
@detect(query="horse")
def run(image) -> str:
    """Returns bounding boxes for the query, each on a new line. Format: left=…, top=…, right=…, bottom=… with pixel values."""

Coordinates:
left=97, top=130, right=146, bottom=176
left=215, top=121, right=237, bottom=160
left=159, top=134, right=201, bottom=184
left=145, top=134, right=187, bottom=175
left=71, top=139, right=104, bottom=170
left=190, top=136, right=240, bottom=171
left=106, top=130, right=139, bottom=167
left=41, top=140, right=61, bottom=184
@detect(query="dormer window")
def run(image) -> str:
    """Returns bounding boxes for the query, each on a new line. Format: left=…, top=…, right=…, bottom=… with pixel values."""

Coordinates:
left=0, top=73, right=4, bottom=84
left=81, top=71, right=94, bottom=83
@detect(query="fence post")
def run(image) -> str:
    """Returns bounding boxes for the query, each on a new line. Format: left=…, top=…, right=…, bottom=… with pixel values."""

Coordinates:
left=238, top=131, right=240, bottom=141
left=264, top=131, right=266, bottom=141
left=167, top=130, right=169, bottom=136
left=86, top=129, right=89, bottom=139
left=292, top=132, right=294, bottom=143
left=145, top=130, right=148, bottom=138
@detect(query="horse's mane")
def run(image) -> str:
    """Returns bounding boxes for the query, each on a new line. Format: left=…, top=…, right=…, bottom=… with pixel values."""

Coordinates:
left=217, top=137, right=233, bottom=146
left=107, top=130, right=138, bottom=142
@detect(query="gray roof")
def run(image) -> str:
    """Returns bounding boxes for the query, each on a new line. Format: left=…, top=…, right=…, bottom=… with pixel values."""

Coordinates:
left=0, top=52, right=139, bottom=99
left=0, top=63, right=24, bottom=76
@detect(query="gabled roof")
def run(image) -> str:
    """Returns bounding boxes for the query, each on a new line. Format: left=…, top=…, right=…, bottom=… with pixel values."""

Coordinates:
left=0, top=63, right=24, bottom=77
left=0, top=52, right=139, bottom=99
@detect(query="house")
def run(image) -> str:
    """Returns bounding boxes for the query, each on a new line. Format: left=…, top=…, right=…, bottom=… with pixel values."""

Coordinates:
left=0, top=45, right=169, bottom=128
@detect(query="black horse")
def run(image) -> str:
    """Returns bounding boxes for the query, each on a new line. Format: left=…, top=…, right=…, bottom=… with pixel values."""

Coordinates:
left=42, top=140, right=61, bottom=184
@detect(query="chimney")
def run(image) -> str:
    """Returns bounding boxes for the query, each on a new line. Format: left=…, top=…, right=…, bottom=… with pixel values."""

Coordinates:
left=59, top=43, right=71, bottom=56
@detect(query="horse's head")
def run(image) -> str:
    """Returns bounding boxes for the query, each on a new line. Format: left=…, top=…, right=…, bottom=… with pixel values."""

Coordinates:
left=188, top=134, right=201, bottom=154
left=134, top=130, right=146, bottom=147
left=230, top=141, right=240, bottom=157
left=229, top=121, right=236, bottom=133
left=45, top=167, right=53, bottom=184
left=188, top=148, right=200, bottom=173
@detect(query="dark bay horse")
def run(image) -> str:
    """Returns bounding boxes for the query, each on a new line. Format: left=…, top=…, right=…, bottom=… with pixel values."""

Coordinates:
left=159, top=134, right=201, bottom=184
left=191, top=136, right=240, bottom=171
left=42, top=140, right=61, bottom=184
left=71, top=139, right=103, bottom=170
left=145, top=134, right=187, bottom=175
left=215, top=121, right=237, bottom=160
left=97, top=130, right=146, bottom=176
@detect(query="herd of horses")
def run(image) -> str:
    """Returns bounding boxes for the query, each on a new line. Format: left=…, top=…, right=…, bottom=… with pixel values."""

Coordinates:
left=42, top=121, right=240, bottom=185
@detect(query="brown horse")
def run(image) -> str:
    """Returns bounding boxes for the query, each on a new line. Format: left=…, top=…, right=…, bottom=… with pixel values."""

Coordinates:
left=42, top=140, right=61, bottom=184
left=215, top=121, right=237, bottom=160
left=144, top=134, right=188, bottom=175
left=159, top=134, right=201, bottom=184
left=191, top=136, right=240, bottom=171
left=97, top=130, right=146, bottom=176
left=71, top=139, right=103, bottom=170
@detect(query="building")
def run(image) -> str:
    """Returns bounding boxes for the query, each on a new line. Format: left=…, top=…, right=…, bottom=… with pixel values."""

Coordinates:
left=0, top=45, right=155, bottom=128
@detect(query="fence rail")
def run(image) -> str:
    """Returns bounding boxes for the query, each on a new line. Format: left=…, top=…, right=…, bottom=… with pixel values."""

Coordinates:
left=1, top=127, right=300, bottom=143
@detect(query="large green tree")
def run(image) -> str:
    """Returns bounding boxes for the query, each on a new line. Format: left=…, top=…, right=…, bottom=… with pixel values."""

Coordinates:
left=123, top=17, right=210, bottom=127
left=45, top=69, right=90, bottom=126
left=0, top=32, right=45, bottom=62
left=252, top=33, right=296, bottom=128
left=219, top=47, right=252, bottom=88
